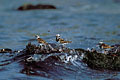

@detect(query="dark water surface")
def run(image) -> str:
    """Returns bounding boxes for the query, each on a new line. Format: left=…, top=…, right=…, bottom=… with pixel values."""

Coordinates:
left=0, top=0, right=120, bottom=80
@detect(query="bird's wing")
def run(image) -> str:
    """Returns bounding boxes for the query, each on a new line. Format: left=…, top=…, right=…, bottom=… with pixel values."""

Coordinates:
left=59, top=38, right=72, bottom=43
left=38, top=38, right=46, bottom=44
left=104, top=44, right=113, bottom=48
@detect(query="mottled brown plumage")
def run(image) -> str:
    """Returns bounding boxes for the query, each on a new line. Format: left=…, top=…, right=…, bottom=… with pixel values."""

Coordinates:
left=98, top=42, right=113, bottom=49
left=35, top=35, right=47, bottom=45
left=56, top=34, right=72, bottom=44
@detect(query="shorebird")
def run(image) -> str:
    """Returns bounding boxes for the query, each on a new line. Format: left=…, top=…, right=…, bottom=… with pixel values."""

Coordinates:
left=86, top=48, right=97, bottom=53
left=35, top=35, right=47, bottom=45
left=98, top=42, right=113, bottom=49
left=35, top=35, right=56, bottom=51
left=56, top=34, right=72, bottom=45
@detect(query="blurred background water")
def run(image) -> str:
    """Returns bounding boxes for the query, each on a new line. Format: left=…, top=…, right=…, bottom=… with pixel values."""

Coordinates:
left=0, top=0, right=120, bottom=80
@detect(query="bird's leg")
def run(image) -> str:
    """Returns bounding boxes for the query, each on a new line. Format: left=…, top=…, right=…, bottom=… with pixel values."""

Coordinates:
left=39, top=44, right=44, bottom=50
left=44, top=44, right=47, bottom=50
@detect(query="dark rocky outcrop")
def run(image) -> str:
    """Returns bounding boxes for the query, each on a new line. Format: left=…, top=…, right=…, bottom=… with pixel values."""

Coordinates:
left=83, top=51, right=120, bottom=71
left=0, top=48, right=12, bottom=53
left=24, top=43, right=120, bottom=71
left=1, top=42, right=120, bottom=72
left=18, top=4, right=56, bottom=11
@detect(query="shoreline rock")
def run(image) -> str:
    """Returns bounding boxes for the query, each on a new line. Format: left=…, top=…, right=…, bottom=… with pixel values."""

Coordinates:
left=83, top=51, right=120, bottom=71
left=1, top=42, right=120, bottom=71
left=17, top=4, right=56, bottom=11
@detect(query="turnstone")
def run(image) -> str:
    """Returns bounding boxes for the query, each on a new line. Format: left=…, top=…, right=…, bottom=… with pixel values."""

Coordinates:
left=98, top=41, right=113, bottom=49
left=35, top=35, right=57, bottom=52
left=56, top=34, right=72, bottom=44
left=35, top=35, right=47, bottom=45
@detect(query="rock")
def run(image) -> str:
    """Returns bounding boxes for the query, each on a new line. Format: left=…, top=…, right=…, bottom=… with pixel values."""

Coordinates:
left=107, top=45, right=120, bottom=55
left=83, top=51, right=120, bottom=71
left=0, top=48, right=12, bottom=53
left=25, top=42, right=63, bottom=54
left=18, top=4, right=56, bottom=11
left=105, top=78, right=120, bottom=80
left=2, top=41, right=120, bottom=71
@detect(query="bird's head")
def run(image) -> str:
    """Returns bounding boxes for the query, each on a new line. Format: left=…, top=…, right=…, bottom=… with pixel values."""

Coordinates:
left=97, top=41, right=104, bottom=49
left=35, top=35, right=40, bottom=39
left=56, top=34, right=60, bottom=38
left=99, top=41, right=104, bottom=44
left=56, top=34, right=60, bottom=42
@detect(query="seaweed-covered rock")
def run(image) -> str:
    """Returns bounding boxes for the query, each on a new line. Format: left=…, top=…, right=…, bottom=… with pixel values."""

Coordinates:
left=24, top=42, right=76, bottom=54
left=18, top=4, right=56, bottom=11
left=25, top=42, right=37, bottom=54
left=24, top=42, right=120, bottom=71
left=0, top=48, right=12, bottom=53
left=83, top=52, right=120, bottom=71
left=25, top=42, right=61, bottom=54
left=1, top=41, right=120, bottom=72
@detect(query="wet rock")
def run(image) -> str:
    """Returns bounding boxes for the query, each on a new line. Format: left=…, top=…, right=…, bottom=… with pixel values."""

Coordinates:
left=0, top=48, right=12, bottom=53
left=82, top=43, right=120, bottom=71
left=18, top=4, right=56, bottom=11
left=83, top=51, right=120, bottom=71
left=25, top=42, right=37, bottom=54
left=107, top=45, right=120, bottom=55
left=2, top=42, right=120, bottom=72
left=105, top=78, right=120, bottom=80
left=24, top=42, right=72, bottom=54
